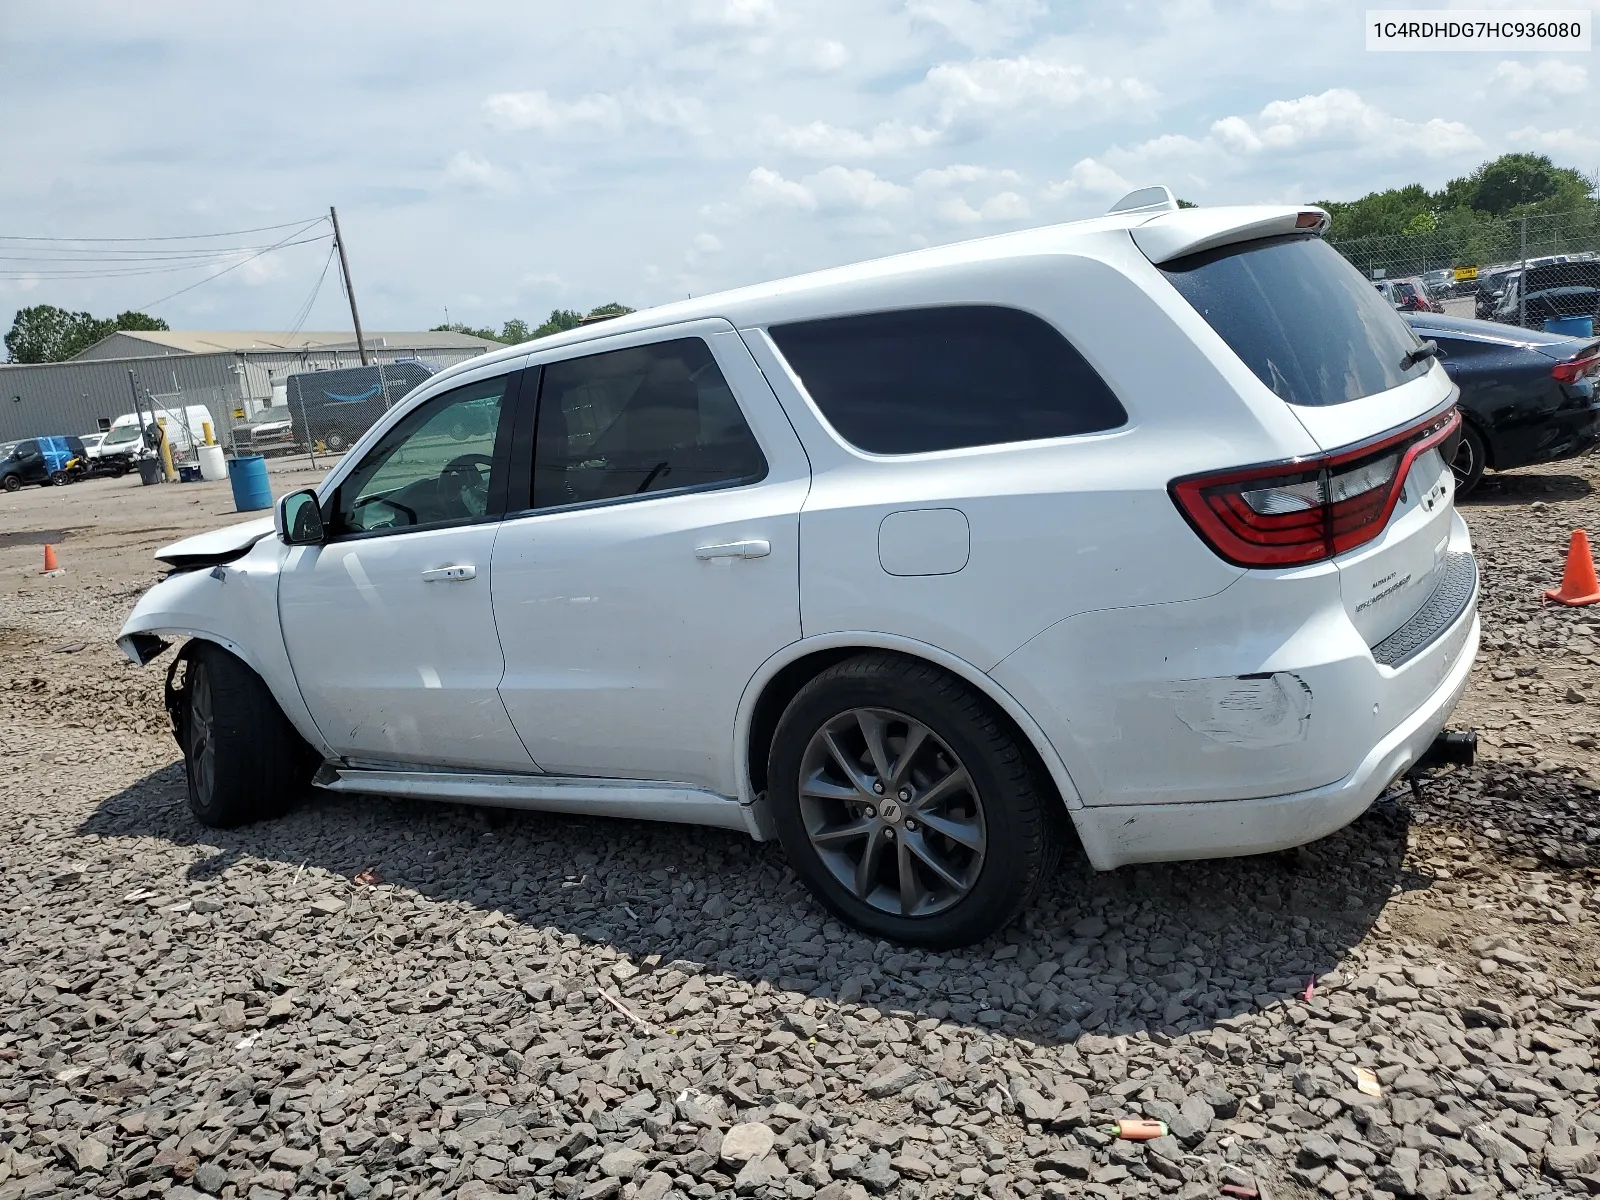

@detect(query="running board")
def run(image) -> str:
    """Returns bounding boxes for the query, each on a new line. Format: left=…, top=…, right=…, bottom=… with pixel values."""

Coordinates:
left=312, top=764, right=770, bottom=838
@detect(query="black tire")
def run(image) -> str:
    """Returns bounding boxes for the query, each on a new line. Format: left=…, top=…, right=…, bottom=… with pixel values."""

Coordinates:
left=768, top=652, right=1058, bottom=948
left=183, top=643, right=311, bottom=827
left=325, top=430, right=348, bottom=452
left=1452, top=423, right=1487, bottom=496
left=48, top=470, right=69, bottom=486
left=108, top=460, right=129, bottom=477
left=0, top=474, right=20, bottom=493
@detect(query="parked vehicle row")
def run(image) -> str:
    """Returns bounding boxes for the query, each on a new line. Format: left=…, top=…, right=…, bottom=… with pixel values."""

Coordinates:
left=119, top=193, right=1481, bottom=946
left=0, top=435, right=88, bottom=491
left=1407, top=312, right=1600, bottom=494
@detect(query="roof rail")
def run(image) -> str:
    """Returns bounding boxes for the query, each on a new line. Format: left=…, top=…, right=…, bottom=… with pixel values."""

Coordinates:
left=1107, top=186, right=1179, bottom=216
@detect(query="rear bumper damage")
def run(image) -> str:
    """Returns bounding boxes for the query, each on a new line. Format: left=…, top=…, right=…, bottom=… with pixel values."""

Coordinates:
left=1070, top=602, right=1479, bottom=870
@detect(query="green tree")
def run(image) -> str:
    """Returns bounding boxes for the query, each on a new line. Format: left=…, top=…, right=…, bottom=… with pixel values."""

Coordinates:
left=584, top=302, right=634, bottom=319
left=114, top=311, right=169, bottom=332
left=3, top=305, right=167, bottom=363
left=532, top=308, right=584, bottom=338
left=499, top=318, right=532, bottom=344
left=430, top=321, right=506, bottom=343
left=1445, top=152, right=1592, bottom=217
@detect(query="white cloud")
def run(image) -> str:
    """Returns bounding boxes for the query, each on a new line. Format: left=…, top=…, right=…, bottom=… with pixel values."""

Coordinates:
left=906, top=0, right=1045, bottom=51
left=926, top=56, right=1157, bottom=123
left=484, top=90, right=623, bottom=134
left=740, top=165, right=910, bottom=215
left=771, top=118, right=942, bottom=158
left=689, top=0, right=777, bottom=28
left=443, top=151, right=515, bottom=192
left=913, top=163, right=1024, bottom=190
left=485, top=89, right=704, bottom=137
left=1044, top=157, right=1134, bottom=200
left=1508, top=125, right=1600, bottom=157
left=1489, top=60, right=1587, bottom=96
left=808, top=40, right=850, bottom=70
left=742, top=166, right=818, bottom=212
left=692, top=232, right=723, bottom=252
left=1210, top=89, right=1480, bottom=158
left=808, top=165, right=912, bottom=212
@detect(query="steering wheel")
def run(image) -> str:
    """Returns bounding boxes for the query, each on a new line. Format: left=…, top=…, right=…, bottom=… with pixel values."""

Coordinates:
left=438, top=453, right=493, bottom=519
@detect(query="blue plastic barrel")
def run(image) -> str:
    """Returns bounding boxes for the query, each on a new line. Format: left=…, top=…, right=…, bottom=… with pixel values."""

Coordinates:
left=226, top=454, right=272, bottom=512
left=1544, top=315, right=1595, bottom=338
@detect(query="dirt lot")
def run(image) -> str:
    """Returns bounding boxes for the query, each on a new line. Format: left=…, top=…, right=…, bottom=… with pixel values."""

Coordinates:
left=1, top=460, right=1598, bottom=1200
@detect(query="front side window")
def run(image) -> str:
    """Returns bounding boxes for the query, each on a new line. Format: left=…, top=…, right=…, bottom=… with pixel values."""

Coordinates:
left=769, top=305, right=1128, bottom=455
left=334, top=374, right=511, bottom=535
left=531, top=338, right=766, bottom=509
left=1160, top=234, right=1430, bottom=407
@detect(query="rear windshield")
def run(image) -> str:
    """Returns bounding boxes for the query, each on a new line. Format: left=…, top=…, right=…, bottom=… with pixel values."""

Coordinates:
left=1160, top=234, right=1429, bottom=407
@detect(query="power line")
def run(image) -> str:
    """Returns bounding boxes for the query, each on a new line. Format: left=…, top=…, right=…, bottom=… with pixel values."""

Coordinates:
left=283, top=242, right=338, bottom=340
left=0, top=217, right=328, bottom=243
left=134, top=218, right=331, bottom=310
left=0, top=235, right=332, bottom=281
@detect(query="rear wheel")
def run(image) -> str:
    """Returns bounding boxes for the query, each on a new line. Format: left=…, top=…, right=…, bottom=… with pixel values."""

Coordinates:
left=183, top=643, right=311, bottom=827
left=324, top=430, right=348, bottom=452
left=1451, top=423, right=1487, bottom=496
left=769, top=653, right=1057, bottom=948
left=48, top=470, right=70, bottom=486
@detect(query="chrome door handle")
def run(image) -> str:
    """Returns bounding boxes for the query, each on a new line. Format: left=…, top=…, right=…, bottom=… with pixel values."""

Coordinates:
left=694, top=539, right=771, bottom=561
left=421, top=564, right=476, bottom=582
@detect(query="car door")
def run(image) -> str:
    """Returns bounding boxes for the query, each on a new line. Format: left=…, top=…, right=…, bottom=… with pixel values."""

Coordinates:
left=278, top=364, right=537, bottom=771
left=12, top=441, right=46, bottom=485
left=491, top=321, right=809, bottom=795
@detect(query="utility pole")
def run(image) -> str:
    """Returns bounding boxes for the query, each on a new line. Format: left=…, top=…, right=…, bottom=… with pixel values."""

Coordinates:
left=330, top=206, right=370, bottom=365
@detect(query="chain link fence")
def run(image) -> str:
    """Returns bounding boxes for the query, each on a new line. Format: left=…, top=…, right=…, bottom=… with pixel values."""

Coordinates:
left=1329, top=208, right=1600, bottom=332
left=225, top=360, right=442, bottom=467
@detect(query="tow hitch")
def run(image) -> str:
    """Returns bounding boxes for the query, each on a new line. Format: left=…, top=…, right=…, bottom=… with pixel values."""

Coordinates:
left=1413, top=729, right=1477, bottom=773
left=1403, top=729, right=1477, bottom=803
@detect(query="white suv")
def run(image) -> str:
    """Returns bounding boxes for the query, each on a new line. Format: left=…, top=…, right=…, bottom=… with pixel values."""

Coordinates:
left=119, top=191, right=1479, bottom=947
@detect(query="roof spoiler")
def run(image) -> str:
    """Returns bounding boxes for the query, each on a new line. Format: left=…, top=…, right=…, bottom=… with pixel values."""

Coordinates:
left=1106, top=186, right=1179, bottom=216
left=1130, top=205, right=1331, bottom=265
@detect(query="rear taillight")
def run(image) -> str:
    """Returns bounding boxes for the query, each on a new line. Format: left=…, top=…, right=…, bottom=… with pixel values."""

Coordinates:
left=1170, top=407, right=1461, bottom=567
left=1552, top=350, right=1600, bottom=384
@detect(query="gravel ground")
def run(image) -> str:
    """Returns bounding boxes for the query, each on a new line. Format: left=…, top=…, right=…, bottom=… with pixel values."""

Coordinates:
left=2, top=461, right=1599, bottom=1200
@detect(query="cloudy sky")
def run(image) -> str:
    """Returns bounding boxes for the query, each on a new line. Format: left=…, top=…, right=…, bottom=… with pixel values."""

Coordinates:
left=0, top=0, right=1594, bottom=335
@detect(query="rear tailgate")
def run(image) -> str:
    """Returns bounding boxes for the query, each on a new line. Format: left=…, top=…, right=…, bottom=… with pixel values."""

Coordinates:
left=1154, top=227, right=1465, bottom=649
left=1294, top=380, right=1460, bottom=645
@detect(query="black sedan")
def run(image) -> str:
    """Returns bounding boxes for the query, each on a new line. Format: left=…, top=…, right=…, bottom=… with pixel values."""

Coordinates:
left=1405, top=313, right=1600, bottom=495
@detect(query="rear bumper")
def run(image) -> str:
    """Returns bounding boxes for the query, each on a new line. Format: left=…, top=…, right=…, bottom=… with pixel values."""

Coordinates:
left=1068, top=604, right=1478, bottom=869
left=990, top=508, right=1480, bottom=869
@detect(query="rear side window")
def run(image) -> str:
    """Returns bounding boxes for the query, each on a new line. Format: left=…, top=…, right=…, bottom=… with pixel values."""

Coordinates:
left=1160, top=235, right=1429, bottom=407
left=769, top=305, right=1127, bottom=454
left=532, top=338, right=767, bottom=509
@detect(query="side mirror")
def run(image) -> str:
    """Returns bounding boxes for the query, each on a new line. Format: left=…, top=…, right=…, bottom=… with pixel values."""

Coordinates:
left=277, top=488, right=326, bottom=546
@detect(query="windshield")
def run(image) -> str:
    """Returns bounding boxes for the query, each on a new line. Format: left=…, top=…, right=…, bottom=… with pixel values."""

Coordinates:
left=103, top=422, right=143, bottom=446
left=1160, top=234, right=1430, bottom=407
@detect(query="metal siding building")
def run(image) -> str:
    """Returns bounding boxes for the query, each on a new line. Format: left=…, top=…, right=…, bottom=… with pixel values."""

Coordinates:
left=0, top=330, right=498, bottom=443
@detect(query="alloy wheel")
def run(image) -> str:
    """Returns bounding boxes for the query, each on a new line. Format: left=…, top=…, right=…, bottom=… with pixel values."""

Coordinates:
left=797, top=707, right=987, bottom=917
left=1451, top=432, right=1478, bottom=489
left=187, top=661, right=217, bottom=807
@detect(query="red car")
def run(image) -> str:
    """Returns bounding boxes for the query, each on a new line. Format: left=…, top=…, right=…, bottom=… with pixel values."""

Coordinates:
left=1375, top=277, right=1444, bottom=314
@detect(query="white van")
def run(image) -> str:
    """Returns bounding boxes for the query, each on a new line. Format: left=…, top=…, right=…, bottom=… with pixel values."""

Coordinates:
left=94, top=404, right=218, bottom=462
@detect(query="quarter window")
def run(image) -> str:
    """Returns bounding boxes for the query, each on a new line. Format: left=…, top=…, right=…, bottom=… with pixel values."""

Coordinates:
left=531, top=338, right=766, bottom=509
left=769, top=305, right=1127, bottom=455
left=334, top=374, right=511, bottom=535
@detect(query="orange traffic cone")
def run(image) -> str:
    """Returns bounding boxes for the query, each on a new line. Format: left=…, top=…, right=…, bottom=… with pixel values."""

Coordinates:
left=1546, top=529, right=1600, bottom=606
left=41, top=544, right=63, bottom=576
